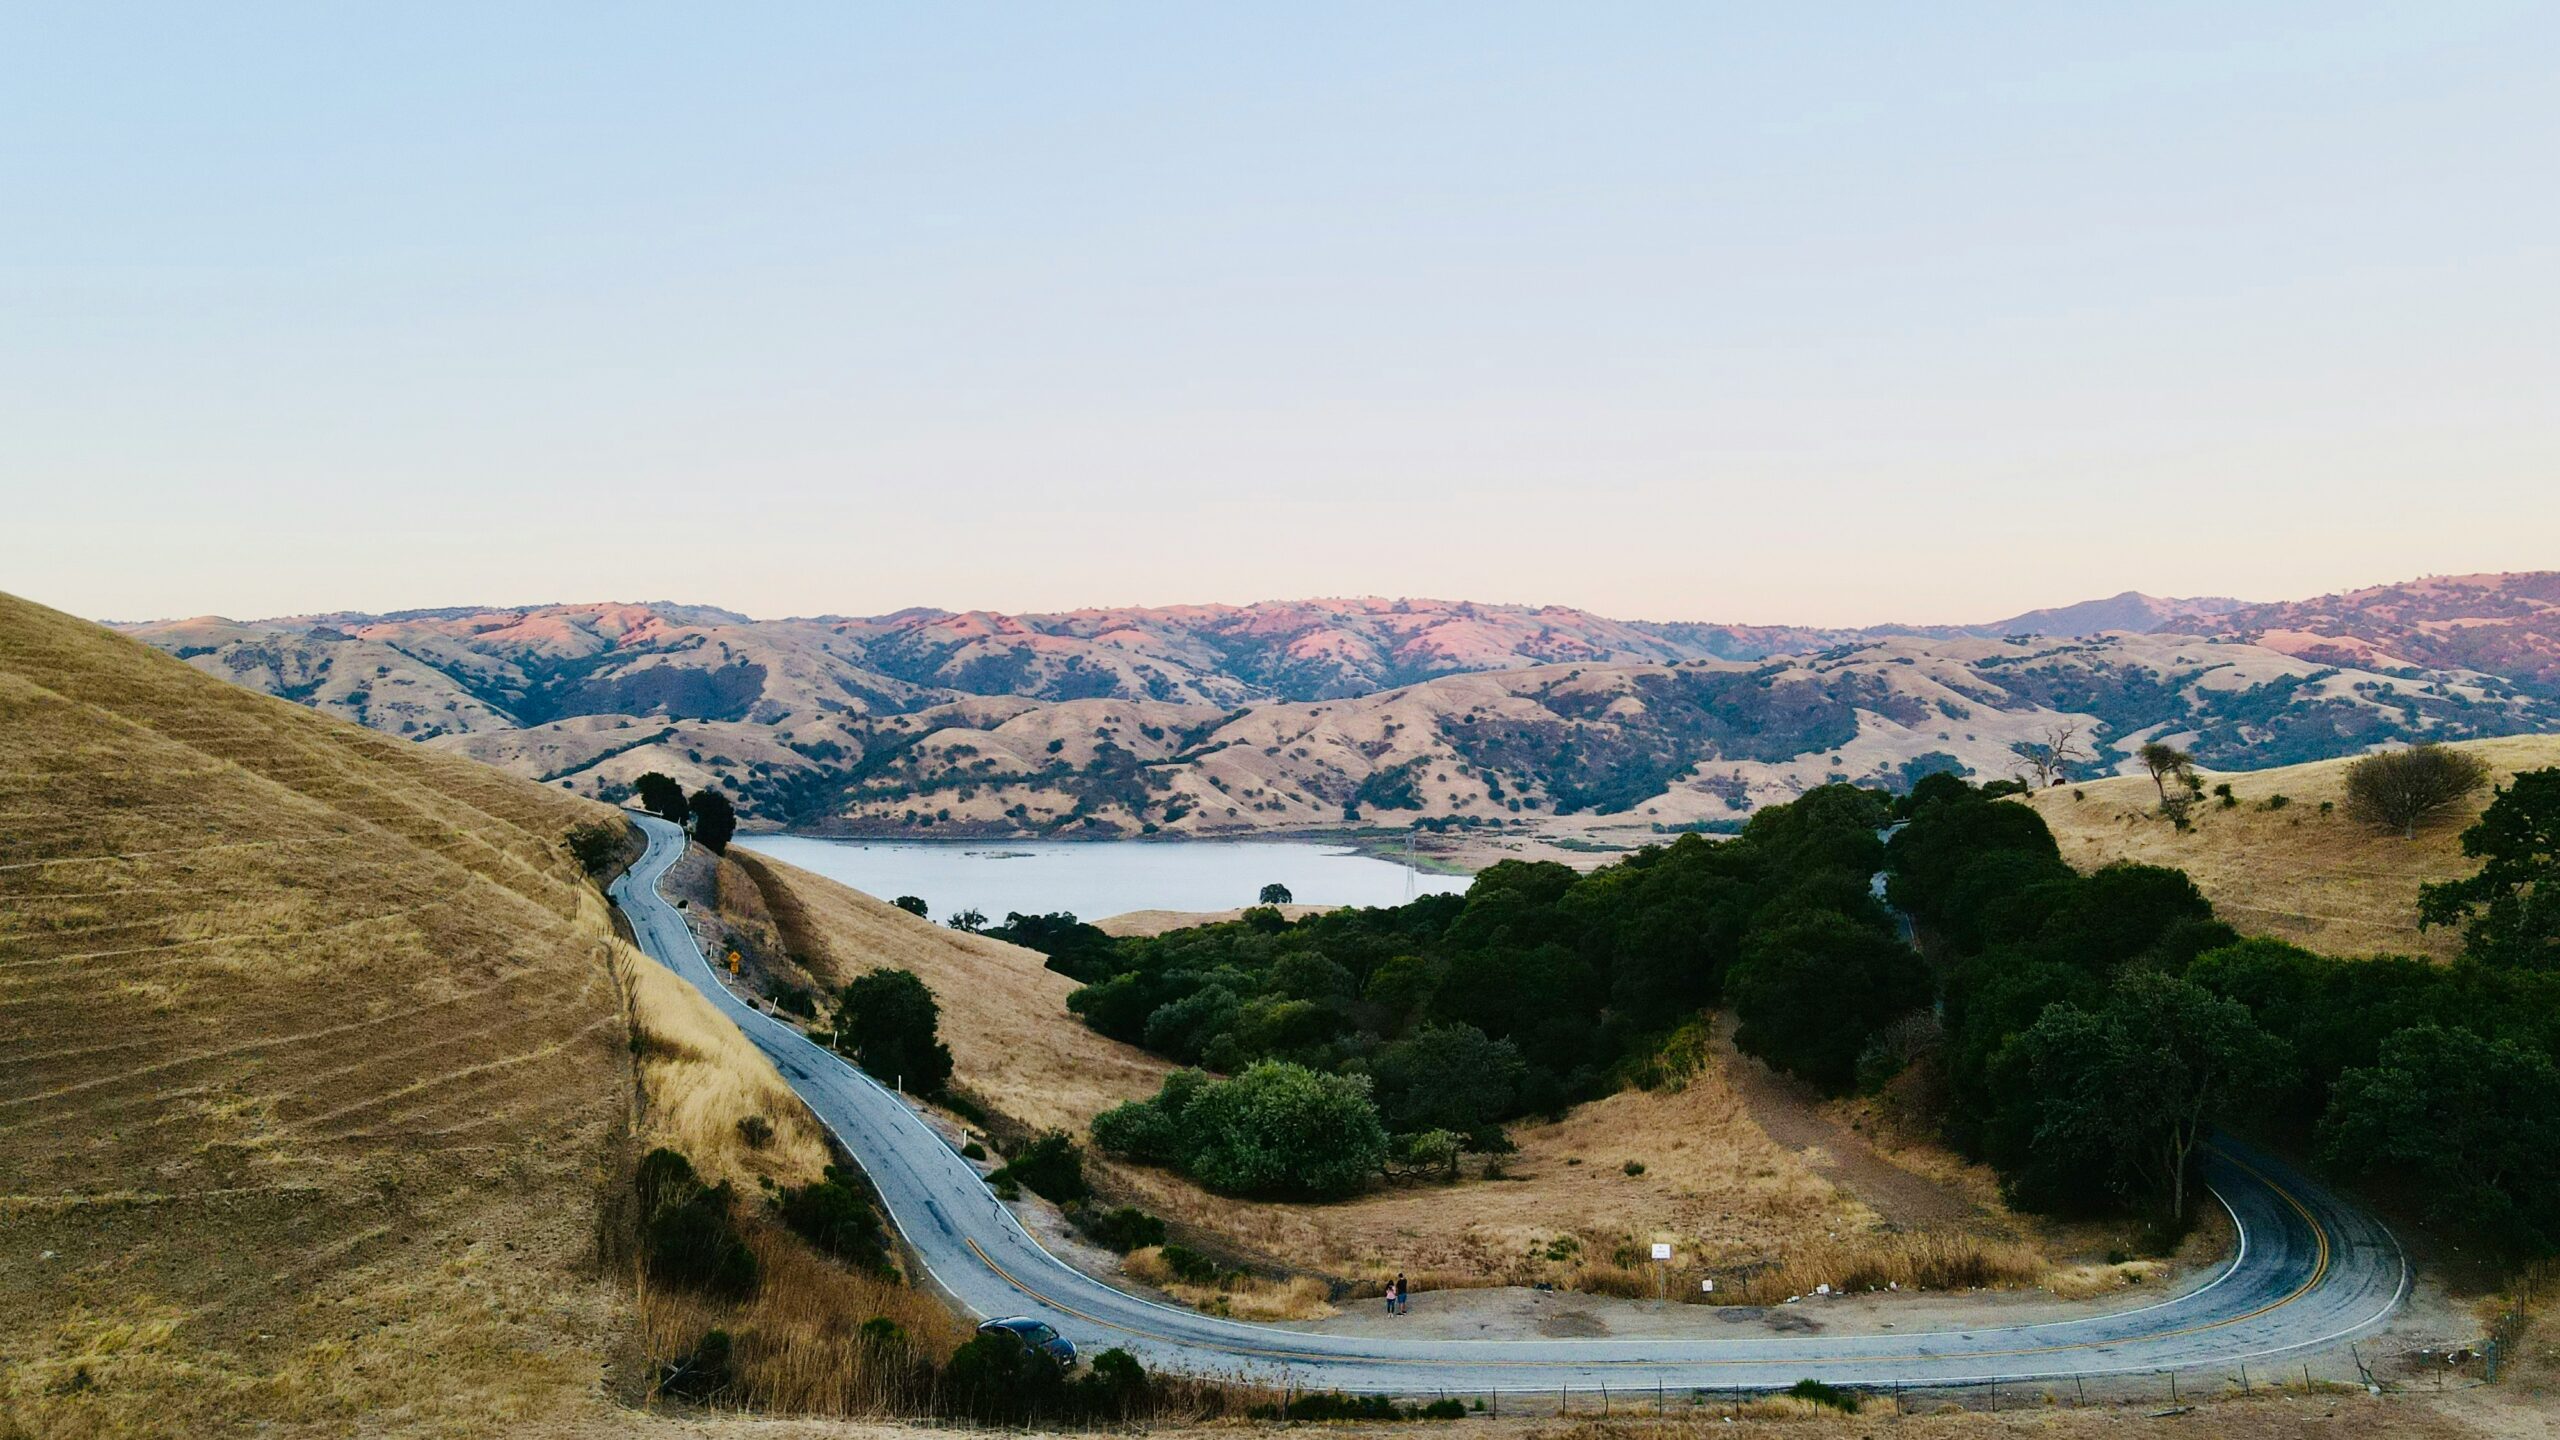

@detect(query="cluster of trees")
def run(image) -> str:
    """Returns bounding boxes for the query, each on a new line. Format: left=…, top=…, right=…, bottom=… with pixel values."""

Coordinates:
left=634, top=771, right=738, bottom=853
left=1891, top=764, right=2560, bottom=1254
left=1066, top=784, right=1940, bottom=1184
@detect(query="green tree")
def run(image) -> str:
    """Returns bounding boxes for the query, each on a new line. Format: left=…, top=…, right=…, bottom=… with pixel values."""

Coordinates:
left=687, top=787, right=737, bottom=853
left=1727, top=909, right=1932, bottom=1093
left=893, top=895, right=929, bottom=918
left=2318, top=1024, right=2560, bottom=1257
left=946, top=907, right=988, bottom=934
left=2418, top=768, right=2560, bottom=970
left=2344, top=744, right=2493, bottom=839
left=1258, top=882, right=1294, bottom=905
left=1118, top=1061, right=1388, bottom=1200
left=834, top=969, right=955, bottom=1095
left=634, top=771, right=689, bottom=824
left=1993, top=972, right=2289, bottom=1222
left=1368, top=1023, right=1526, bottom=1135
left=2138, top=742, right=2195, bottom=803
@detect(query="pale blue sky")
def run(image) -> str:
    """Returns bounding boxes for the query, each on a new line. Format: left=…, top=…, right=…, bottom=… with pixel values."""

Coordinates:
left=5, top=4, right=2554, bottom=625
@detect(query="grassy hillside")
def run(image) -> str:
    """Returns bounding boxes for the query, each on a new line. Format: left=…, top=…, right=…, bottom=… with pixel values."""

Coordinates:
left=0, top=593, right=634, bottom=1434
left=2027, top=734, right=2560, bottom=961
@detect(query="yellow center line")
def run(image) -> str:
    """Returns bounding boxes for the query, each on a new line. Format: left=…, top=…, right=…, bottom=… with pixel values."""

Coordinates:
left=961, top=1146, right=2339, bottom=1374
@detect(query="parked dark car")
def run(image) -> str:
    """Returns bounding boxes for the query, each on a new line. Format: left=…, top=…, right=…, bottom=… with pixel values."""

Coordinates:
left=976, top=1316, right=1077, bottom=1368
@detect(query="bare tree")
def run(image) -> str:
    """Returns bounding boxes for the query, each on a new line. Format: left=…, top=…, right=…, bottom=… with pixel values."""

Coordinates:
left=2139, top=741, right=2196, bottom=803
left=2343, top=743, right=2493, bottom=838
left=2009, top=722, right=2090, bottom=789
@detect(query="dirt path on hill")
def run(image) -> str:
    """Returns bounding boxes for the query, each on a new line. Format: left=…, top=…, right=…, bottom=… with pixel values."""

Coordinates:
left=1712, top=1016, right=1996, bottom=1233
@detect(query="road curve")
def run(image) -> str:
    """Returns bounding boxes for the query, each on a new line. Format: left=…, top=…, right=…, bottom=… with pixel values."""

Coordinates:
left=611, top=814, right=2405, bottom=1393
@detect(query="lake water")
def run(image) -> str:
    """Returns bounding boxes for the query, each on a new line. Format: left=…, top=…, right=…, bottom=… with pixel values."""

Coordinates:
left=734, top=836, right=1471, bottom=926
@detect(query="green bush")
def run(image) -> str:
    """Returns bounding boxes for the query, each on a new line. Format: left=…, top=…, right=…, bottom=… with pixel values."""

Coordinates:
left=635, top=1149, right=757, bottom=1300
left=940, top=1330, right=1066, bottom=1423
left=1157, top=1243, right=1221, bottom=1283
left=771, top=1164, right=891, bottom=1274
left=988, top=1131, right=1090, bottom=1204
left=1074, top=1205, right=1167, bottom=1252
left=1094, top=1062, right=1388, bottom=1200
left=1786, top=1378, right=1857, bottom=1412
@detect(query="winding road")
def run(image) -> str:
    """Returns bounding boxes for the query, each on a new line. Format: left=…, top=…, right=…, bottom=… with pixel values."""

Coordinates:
left=611, top=813, right=2406, bottom=1394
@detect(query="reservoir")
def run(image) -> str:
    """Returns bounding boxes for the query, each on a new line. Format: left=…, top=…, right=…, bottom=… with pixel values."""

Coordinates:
left=733, top=835, right=1470, bottom=926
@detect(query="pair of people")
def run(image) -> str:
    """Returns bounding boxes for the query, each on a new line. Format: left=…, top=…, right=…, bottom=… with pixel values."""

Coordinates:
left=1382, top=1272, right=1411, bottom=1315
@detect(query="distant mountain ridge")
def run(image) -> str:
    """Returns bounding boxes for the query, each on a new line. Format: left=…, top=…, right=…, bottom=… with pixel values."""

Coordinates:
left=117, top=572, right=2560, bottom=834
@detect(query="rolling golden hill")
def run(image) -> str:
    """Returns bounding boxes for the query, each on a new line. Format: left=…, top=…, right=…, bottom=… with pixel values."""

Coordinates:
left=0, top=592, right=634, bottom=1435
left=2026, top=734, right=2560, bottom=961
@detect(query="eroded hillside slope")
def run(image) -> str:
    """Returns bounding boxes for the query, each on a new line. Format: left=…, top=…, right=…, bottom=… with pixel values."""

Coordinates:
left=0, top=593, right=632, bottom=1435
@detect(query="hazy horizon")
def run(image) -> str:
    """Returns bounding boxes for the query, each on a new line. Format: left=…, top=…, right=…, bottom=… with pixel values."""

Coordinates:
left=9, top=5, right=2556, bottom=626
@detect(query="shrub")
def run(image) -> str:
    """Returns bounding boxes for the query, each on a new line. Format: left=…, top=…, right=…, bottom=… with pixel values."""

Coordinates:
left=960, top=1140, right=987, bottom=1161
left=768, top=984, right=817, bottom=1019
left=1389, top=1129, right=1462, bottom=1183
left=771, top=1164, right=891, bottom=1274
left=940, top=1330, right=1066, bottom=1423
left=563, top=820, right=624, bottom=876
left=989, top=1131, right=1090, bottom=1204
left=2344, top=743, right=2492, bottom=837
left=735, top=1114, right=773, bottom=1149
left=1074, top=1205, right=1167, bottom=1252
left=1621, top=1159, right=1646, bottom=1176
left=635, top=1149, right=757, bottom=1299
left=655, top=1328, right=733, bottom=1403
left=1157, top=1243, right=1222, bottom=1283
left=1786, top=1378, right=1857, bottom=1413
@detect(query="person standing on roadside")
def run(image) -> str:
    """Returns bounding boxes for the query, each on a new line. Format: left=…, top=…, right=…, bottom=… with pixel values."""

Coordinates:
left=1393, top=1271, right=1410, bottom=1314
left=1382, top=1277, right=1398, bottom=1316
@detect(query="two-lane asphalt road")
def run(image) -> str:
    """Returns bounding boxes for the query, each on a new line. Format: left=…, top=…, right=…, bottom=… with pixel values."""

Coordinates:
left=611, top=813, right=2405, bottom=1393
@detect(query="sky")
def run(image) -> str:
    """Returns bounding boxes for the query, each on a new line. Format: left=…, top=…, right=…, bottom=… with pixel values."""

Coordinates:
left=4, top=3, right=2555, bottom=627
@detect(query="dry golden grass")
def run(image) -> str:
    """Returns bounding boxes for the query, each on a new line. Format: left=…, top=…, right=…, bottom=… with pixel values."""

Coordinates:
left=733, top=849, right=1173, bottom=1135
left=0, top=591, right=631, bottom=1437
left=613, top=937, right=830, bottom=1192
left=1121, top=1247, right=1338, bottom=1320
left=2029, top=735, right=2560, bottom=961
left=1092, top=904, right=1337, bottom=938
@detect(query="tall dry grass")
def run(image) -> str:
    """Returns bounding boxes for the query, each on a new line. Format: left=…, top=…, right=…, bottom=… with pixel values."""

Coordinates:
left=1122, top=1247, right=1337, bottom=1321
left=610, top=936, right=829, bottom=1191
